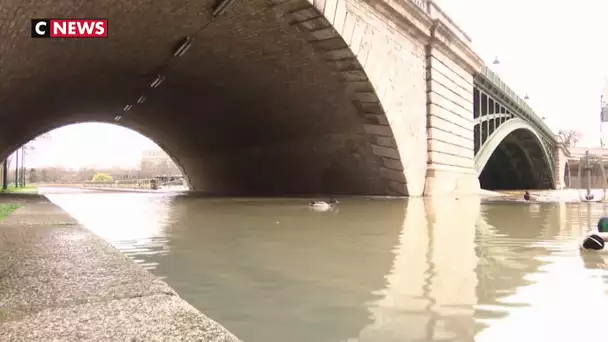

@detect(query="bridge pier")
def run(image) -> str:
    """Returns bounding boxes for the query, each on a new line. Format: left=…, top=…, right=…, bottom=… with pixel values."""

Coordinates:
left=554, top=144, right=570, bottom=189
left=422, top=6, right=483, bottom=196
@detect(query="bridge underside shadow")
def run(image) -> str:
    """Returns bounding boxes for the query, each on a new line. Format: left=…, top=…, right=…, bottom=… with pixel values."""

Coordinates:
left=0, top=0, right=404, bottom=196
left=479, top=130, right=553, bottom=190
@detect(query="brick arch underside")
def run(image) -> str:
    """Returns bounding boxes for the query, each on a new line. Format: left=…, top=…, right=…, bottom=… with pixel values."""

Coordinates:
left=0, top=0, right=413, bottom=196
left=479, top=129, right=553, bottom=190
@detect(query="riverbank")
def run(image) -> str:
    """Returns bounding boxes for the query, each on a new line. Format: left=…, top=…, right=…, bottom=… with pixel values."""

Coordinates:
left=33, top=184, right=154, bottom=193
left=34, top=184, right=188, bottom=193
left=0, top=194, right=240, bottom=341
left=0, top=185, right=38, bottom=194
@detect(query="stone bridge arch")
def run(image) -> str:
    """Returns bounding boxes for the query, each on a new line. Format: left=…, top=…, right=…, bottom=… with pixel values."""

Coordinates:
left=475, top=118, right=554, bottom=190
left=0, top=0, right=481, bottom=196
left=0, top=0, right=435, bottom=196
left=266, top=0, right=430, bottom=196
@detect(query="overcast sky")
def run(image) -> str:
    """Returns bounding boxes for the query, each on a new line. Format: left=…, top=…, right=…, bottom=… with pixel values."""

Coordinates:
left=436, top=0, right=608, bottom=146
left=23, top=123, right=158, bottom=169
left=17, top=0, right=608, bottom=169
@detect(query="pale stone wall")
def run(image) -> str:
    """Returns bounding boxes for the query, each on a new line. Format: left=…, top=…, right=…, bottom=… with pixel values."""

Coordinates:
left=554, top=144, right=569, bottom=189
left=423, top=3, right=483, bottom=195
left=424, top=45, right=480, bottom=195
left=278, top=0, right=484, bottom=196
left=288, top=0, right=431, bottom=195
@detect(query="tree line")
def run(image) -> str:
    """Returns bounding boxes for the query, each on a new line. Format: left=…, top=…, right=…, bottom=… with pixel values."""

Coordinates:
left=23, top=167, right=144, bottom=184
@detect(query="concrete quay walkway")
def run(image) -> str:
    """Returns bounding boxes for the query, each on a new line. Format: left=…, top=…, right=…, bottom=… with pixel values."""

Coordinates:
left=0, top=194, right=240, bottom=341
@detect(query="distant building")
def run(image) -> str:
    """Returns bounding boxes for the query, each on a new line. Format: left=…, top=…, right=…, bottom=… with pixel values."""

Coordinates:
left=139, top=149, right=181, bottom=178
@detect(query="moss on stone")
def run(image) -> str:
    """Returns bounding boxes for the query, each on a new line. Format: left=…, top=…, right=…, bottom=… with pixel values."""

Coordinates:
left=0, top=203, right=21, bottom=222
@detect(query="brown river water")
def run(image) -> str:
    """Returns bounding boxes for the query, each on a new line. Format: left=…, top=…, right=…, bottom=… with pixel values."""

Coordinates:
left=40, top=187, right=608, bottom=342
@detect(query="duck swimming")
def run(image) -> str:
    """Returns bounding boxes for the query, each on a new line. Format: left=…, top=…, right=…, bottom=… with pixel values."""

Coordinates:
left=523, top=191, right=538, bottom=201
left=309, top=198, right=339, bottom=210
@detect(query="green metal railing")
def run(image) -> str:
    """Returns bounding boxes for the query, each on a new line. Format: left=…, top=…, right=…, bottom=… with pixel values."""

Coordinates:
left=478, top=66, right=555, bottom=144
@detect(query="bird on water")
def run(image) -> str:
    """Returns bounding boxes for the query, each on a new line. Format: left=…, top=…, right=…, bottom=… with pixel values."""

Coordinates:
left=309, top=198, right=339, bottom=211
left=523, top=191, right=539, bottom=201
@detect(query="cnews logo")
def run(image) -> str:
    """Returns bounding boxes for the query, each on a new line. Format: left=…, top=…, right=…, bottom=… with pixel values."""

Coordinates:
left=31, top=19, right=108, bottom=38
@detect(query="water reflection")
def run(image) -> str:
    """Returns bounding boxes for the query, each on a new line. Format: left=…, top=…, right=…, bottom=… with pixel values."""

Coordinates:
left=477, top=202, right=608, bottom=341
left=42, top=188, right=608, bottom=342
left=350, top=197, right=480, bottom=342
left=45, top=189, right=174, bottom=272
left=159, top=197, right=405, bottom=342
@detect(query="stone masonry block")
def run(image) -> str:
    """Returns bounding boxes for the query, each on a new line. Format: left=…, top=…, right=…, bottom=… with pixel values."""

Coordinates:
left=375, top=136, right=397, bottom=148
left=309, top=27, right=340, bottom=40
left=363, top=114, right=389, bottom=126
left=382, top=157, right=404, bottom=170
left=297, top=17, right=331, bottom=31
left=364, top=124, right=393, bottom=137
left=380, top=167, right=406, bottom=182
left=372, top=144, right=401, bottom=159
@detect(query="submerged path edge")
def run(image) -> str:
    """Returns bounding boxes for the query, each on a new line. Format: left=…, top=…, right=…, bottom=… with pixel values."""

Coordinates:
left=0, top=193, right=241, bottom=341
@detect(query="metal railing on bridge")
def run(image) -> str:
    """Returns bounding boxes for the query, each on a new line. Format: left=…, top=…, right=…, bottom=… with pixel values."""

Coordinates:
left=408, top=0, right=553, bottom=144
left=83, top=179, right=157, bottom=190
left=477, top=66, right=554, bottom=143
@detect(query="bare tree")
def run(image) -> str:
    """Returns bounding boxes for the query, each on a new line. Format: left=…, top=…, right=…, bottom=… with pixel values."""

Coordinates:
left=557, top=130, right=582, bottom=147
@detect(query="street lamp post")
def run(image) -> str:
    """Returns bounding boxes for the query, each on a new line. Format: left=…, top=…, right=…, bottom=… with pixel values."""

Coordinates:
left=492, top=56, right=531, bottom=103
left=602, top=154, right=607, bottom=197
left=584, top=151, right=592, bottom=200
left=14, top=148, right=19, bottom=188
left=581, top=150, right=602, bottom=200
left=21, top=147, right=26, bottom=187
left=1, top=159, right=7, bottom=190
left=600, top=95, right=605, bottom=148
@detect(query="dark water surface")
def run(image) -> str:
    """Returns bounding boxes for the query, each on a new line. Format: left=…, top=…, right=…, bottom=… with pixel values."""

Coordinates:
left=42, top=187, right=608, bottom=342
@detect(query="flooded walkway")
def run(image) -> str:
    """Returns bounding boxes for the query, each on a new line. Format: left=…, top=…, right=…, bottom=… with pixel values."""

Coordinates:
left=0, top=193, right=239, bottom=341
left=41, top=187, right=608, bottom=342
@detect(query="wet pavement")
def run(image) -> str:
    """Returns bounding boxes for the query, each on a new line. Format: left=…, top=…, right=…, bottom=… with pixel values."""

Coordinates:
left=0, top=194, right=240, bottom=341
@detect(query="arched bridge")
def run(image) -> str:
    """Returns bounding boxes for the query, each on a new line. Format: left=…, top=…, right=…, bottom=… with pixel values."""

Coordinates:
left=473, top=67, right=559, bottom=190
left=0, top=0, right=563, bottom=196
